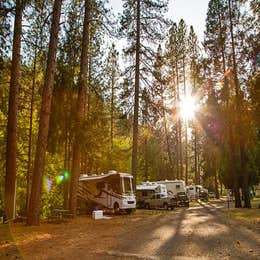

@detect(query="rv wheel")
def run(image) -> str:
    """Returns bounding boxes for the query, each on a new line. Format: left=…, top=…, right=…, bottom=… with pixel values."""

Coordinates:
left=145, top=203, right=150, bottom=210
left=163, top=203, right=169, bottom=210
left=113, top=202, right=120, bottom=214
left=126, top=209, right=132, bottom=214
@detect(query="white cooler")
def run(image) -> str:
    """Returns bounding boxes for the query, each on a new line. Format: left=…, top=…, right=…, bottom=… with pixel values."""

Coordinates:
left=92, top=210, right=103, bottom=220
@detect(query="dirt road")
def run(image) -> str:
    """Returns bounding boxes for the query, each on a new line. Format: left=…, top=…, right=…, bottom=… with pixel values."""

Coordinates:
left=1, top=202, right=259, bottom=259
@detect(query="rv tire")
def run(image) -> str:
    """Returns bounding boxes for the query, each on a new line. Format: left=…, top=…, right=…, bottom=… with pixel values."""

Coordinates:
left=163, top=203, right=169, bottom=210
left=145, top=203, right=150, bottom=210
left=126, top=209, right=133, bottom=214
left=113, top=202, right=120, bottom=214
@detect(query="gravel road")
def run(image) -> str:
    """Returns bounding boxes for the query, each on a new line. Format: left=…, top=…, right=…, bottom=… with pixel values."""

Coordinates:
left=108, top=202, right=260, bottom=259
left=1, top=201, right=259, bottom=260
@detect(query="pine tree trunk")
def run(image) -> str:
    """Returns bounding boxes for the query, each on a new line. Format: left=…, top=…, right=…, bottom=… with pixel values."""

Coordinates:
left=229, top=127, right=242, bottom=208
left=110, top=64, right=115, bottom=151
left=241, top=142, right=251, bottom=208
left=183, top=58, right=188, bottom=184
left=27, top=0, right=62, bottom=225
left=69, top=0, right=90, bottom=217
left=63, top=91, right=69, bottom=210
left=178, top=120, right=183, bottom=180
left=194, top=126, right=199, bottom=184
left=185, top=125, right=188, bottom=184
left=175, top=61, right=183, bottom=179
left=228, top=0, right=249, bottom=208
left=5, top=0, right=23, bottom=220
left=26, top=48, right=37, bottom=215
left=213, top=159, right=219, bottom=199
left=131, top=0, right=141, bottom=188
left=163, top=116, right=174, bottom=178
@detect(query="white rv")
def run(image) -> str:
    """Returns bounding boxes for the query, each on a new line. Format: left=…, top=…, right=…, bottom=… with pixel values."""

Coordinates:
left=186, top=185, right=196, bottom=200
left=77, top=170, right=136, bottom=214
left=136, top=182, right=167, bottom=208
left=186, top=185, right=208, bottom=200
left=157, top=180, right=186, bottom=196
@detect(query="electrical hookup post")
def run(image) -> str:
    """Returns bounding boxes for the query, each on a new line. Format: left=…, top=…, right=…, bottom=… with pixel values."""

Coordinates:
left=226, top=189, right=231, bottom=209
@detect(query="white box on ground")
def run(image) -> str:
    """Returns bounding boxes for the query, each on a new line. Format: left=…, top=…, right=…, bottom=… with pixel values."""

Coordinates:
left=92, top=210, right=103, bottom=220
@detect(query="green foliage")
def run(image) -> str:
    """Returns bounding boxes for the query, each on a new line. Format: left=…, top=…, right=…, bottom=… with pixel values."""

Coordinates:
left=1, top=0, right=259, bottom=217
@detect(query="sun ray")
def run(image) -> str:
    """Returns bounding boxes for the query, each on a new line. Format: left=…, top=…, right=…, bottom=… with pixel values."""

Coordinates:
left=179, top=94, right=197, bottom=121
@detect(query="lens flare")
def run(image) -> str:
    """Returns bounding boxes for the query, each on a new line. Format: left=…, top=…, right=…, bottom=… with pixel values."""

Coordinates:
left=56, top=175, right=64, bottom=184
left=64, top=171, right=70, bottom=180
left=56, top=171, right=70, bottom=184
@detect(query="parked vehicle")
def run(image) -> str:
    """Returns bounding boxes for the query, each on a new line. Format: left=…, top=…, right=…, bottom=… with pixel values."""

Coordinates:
left=143, top=193, right=177, bottom=210
left=77, top=170, right=136, bottom=214
left=186, top=185, right=196, bottom=201
left=208, top=192, right=216, bottom=198
left=136, top=183, right=167, bottom=208
left=157, top=179, right=186, bottom=196
left=176, top=192, right=189, bottom=207
left=199, top=189, right=209, bottom=202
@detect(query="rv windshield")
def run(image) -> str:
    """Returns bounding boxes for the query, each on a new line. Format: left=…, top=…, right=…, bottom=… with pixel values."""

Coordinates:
left=122, top=177, right=133, bottom=195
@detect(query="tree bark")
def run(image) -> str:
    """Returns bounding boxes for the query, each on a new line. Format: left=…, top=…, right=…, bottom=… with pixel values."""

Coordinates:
left=194, top=126, right=199, bottom=184
left=69, top=0, right=90, bottom=217
left=26, top=47, right=37, bottom=215
left=213, top=159, right=220, bottom=199
left=241, top=142, right=251, bottom=208
left=131, top=0, right=141, bottom=188
left=27, top=0, right=62, bottom=225
left=63, top=91, right=70, bottom=210
left=110, top=58, right=115, bottom=151
left=5, top=0, right=23, bottom=220
left=228, top=0, right=250, bottom=208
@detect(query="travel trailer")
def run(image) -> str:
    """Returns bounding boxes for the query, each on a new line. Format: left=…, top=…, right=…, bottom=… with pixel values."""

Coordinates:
left=157, top=180, right=189, bottom=207
left=157, top=180, right=186, bottom=196
left=136, top=182, right=167, bottom=208
left=77, top=170, right=136, bottom=214
left=186, top=185, right=208, bottom=201
left=186, top=185, right=196, bottom=200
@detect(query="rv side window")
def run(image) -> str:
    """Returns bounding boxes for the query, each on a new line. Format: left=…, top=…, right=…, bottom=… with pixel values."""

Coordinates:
left=111, top=178, right=120, bottom=193
left=176, top=185, right=180, bottom=189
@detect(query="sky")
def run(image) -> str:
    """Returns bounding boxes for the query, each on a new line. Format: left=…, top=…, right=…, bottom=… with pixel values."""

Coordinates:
left=108, top=0, right=210, bottom=42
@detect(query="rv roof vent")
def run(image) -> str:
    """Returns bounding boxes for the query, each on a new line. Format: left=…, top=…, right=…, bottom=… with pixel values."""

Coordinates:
left=101, top=173, right=104, bottom=175
left=82, top=174, right=88, bottom=177
left=92, top=174, right=97, bottom=176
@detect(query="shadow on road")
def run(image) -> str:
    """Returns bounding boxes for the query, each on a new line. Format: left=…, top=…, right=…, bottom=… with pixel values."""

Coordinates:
left=112, top=203, right=260, bottom=259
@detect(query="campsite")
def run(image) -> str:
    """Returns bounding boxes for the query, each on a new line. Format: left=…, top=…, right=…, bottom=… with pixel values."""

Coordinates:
left=1, top=0, right=260, bottom=258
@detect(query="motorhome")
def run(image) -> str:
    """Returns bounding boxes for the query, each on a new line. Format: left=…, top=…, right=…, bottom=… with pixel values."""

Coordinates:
left=77, top=170, right=136, bottom=214
left=136, top=182, right=167, bottom=208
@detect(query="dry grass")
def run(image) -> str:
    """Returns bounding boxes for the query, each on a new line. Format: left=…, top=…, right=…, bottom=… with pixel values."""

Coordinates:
left=224, top=208, right=260, bottom=226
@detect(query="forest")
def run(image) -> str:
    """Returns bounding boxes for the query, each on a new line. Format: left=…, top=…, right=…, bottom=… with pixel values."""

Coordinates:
left=0, top=0, right=259, bottom=225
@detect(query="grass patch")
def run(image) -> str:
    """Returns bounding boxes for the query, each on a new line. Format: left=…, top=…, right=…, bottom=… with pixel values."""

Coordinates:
left=224, top=208, right=260, bottom=225
left=189, top=201, right=200, bottom=207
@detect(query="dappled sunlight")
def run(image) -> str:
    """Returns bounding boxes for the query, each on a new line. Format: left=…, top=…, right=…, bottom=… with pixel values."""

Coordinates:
left=14, top=233, right=54, bottom=247
left=193, top=222, right=230, bottom=237
left=140, top=223, right=177, bottom=252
